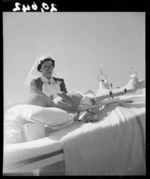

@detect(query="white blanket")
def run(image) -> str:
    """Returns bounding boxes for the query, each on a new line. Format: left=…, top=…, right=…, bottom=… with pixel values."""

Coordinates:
left=60, top=101, right=145, bottom=175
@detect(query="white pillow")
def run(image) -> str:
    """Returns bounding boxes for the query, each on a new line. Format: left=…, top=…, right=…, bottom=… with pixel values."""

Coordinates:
left=5, top=104, right=74, bottom=128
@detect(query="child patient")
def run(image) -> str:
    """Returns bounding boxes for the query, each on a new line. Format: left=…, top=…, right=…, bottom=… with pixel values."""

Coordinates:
left=26, top=57, right=139, bottom=121
left=28, top=69, right=139, bottom=120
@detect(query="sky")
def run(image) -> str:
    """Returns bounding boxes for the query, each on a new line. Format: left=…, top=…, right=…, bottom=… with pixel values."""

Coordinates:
left=3, top=12, right=145, bottom=109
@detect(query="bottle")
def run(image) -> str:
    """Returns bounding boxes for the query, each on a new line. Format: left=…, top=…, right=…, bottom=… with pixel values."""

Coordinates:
left=129, top=67, right=138, bottom=87
left=98, top=69, right=109, bottom=91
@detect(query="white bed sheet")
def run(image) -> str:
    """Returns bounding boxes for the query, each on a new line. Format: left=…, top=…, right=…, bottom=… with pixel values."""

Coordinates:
left=60, top=101, right=146, bottom=175
left=3, top=95, right=145, bottom=175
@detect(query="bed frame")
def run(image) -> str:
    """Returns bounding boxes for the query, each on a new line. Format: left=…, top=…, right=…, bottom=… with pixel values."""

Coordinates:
left=3, top=136, right=64, bottom=175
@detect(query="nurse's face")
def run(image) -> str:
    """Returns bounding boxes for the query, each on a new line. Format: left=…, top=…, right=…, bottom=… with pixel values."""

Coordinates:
left=40, top=60, right=54, bottom=79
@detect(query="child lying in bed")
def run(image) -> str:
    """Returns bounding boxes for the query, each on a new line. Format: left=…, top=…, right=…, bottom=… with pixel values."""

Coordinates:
left=28, top=88, right=98, bottom=122
left=26, top=55, right=140, bottom=122
left=28, top=70, right=140, bottom=122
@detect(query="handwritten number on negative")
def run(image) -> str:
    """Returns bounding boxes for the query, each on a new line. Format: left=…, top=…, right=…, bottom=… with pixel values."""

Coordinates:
left=22, top=4, right=31, bottom=12
left=31, top=2, right=38, bottom=11
left=13, top=2, right=21, bottom=11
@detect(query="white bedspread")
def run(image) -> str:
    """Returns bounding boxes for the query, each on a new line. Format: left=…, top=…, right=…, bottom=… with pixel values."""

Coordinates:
left=3, top=94, right=145, bottom=176
left=59, top=101, right=145, bottom=175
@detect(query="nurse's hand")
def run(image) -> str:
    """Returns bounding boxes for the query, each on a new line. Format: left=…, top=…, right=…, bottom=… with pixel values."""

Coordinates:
left=49, top=95, right=54, bottom=100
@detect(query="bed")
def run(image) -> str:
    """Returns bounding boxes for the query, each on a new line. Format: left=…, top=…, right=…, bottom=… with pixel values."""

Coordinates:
left=3, top=94, right=146, bottom=176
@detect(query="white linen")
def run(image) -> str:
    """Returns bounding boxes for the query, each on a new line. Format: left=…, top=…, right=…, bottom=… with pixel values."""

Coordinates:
left=4, top=100, right=145, bottom=175
left=60, top=101, right=145, bottom=175
left=41, top=76, right=61, bottom=98
left=5, top=105, right=74, bottom=128
left=4, top=105, right=74, bottom=144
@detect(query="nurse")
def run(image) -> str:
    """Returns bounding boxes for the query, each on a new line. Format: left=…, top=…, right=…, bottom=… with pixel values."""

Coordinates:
left=25, top=55, right=79, bottom=111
